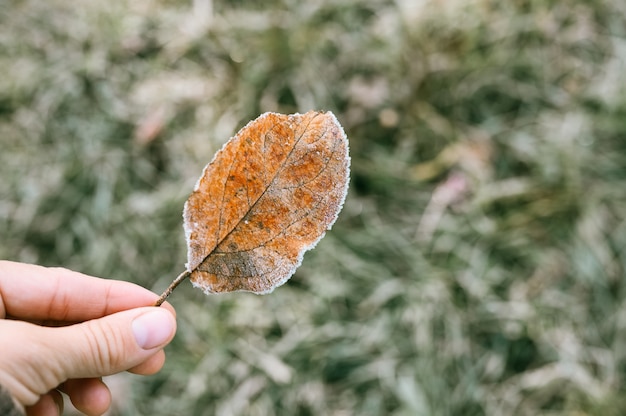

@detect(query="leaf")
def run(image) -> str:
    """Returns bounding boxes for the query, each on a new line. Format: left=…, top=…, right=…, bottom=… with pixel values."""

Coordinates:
left=157, top=110, right=350, bottom=301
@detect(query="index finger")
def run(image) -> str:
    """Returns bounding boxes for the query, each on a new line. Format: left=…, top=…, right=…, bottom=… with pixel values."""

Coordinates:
left=0, top=261, right=174, bottom=321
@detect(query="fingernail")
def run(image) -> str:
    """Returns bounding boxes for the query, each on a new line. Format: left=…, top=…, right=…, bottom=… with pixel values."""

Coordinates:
left=132, top=309, right=175, bottom=350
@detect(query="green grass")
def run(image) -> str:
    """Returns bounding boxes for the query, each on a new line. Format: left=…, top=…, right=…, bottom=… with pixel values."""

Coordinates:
left=2, top=0, right=626, bottom=415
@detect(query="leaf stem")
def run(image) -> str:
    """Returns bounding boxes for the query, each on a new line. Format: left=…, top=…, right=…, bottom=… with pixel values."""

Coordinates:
left=155, top=270, right=191, bottom=306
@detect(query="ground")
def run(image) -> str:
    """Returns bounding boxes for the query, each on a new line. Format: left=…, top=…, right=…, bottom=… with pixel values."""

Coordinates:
left=2, top=0, right=626, bottom=415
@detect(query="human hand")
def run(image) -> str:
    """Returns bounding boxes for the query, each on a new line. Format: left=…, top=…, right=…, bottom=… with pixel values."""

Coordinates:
left=0, top=261, right=177, bottom=416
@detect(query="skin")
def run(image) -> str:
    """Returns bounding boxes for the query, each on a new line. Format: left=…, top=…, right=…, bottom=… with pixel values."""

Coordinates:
left=0, top=261, right=177, bottom=416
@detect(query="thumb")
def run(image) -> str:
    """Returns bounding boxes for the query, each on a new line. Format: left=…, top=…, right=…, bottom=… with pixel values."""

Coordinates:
left=54, top=307, right=177, bottom=378
left=0, top=307, right=176, bottom=406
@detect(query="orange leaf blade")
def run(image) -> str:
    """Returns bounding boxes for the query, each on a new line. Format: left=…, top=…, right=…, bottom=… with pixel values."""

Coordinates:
left=183, top=111, right=350, bottom=294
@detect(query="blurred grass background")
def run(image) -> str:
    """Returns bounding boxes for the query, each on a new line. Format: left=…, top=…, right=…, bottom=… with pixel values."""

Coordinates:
left=2, top=0, right=626, bottom=415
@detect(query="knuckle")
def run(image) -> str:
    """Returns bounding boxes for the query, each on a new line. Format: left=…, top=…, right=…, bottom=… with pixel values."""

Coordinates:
left=80, top=320, right=129, bottom=374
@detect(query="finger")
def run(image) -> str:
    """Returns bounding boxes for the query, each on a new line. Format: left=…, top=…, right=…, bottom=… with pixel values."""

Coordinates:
left=0, top=261, right=173, bottom=321
left=127, top=350, right=166, bottom=375
left=16, top=300, right=175, bottom=328
left=62, top=378, right=111, bottom=416
left=55, top=307, right=176, bottom=378
left=0, top=308, right=176, bottom=405
left=25, top=390, right=62, bottom=416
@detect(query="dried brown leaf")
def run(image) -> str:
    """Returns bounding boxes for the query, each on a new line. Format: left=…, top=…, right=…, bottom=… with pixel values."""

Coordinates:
left=174, top=110, right=349, bottom=296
